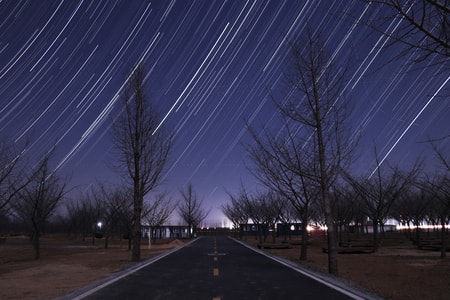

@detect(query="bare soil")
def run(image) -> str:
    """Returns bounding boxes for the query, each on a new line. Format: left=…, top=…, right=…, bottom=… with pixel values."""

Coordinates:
left=0, top=233, right=449, bottom=299
left=243, top=232, right=450, bottom=300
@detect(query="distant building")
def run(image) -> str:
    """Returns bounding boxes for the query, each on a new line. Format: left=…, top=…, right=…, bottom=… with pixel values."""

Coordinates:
left=276, top=223, right=303, bottom=237
left=142, top=225, right=189, bottom=239
left=239, top=223, right=304, bottom=237
left=239, top=223, right=263, bottom=236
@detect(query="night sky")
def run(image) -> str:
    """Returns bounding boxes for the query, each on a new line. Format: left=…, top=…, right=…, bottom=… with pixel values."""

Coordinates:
left=1, top=1, right=448, bottom=225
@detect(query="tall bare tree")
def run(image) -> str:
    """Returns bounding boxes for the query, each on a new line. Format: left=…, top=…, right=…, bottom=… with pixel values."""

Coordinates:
left=112, top=64, right=172, bottom=262
left=177, top=183, right=210, bottom=238
left=266, top=31, right=354, bottom=274
left=11, top=153, right=68, bottom=259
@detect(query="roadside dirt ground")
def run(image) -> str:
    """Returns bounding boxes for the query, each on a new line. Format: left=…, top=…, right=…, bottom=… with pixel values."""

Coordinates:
left=0, top=233, right=449, bottom=299
left=243, top=233, right=450, bottom=300
left=0, top=235, right=185, bottom=299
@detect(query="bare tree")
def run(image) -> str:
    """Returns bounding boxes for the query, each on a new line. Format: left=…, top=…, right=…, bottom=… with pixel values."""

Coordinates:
left=177, top=183, right=210, bottom=238
left=364, top=0, right=450, bottom=63
left=391, top=186, right=429, bottom=242
left=228, top=186, right=284, bottom=244
left=247, top=124, right=319, bottom=260
left=239, top=187, right=266, bottom=244
left=257, top=190, right=285, bottom=244
left=346, top=161, right=419, bottom=252
left=423, top=173, right=450, bottom=258
left=430, top=136, right=450, bottom=171
left=143, top=191, right=175, bottom=240
left=330, top=182, right=360, bottom=243
left=11, top=153, right=68, bottom=259
left=267, top=31, right=354, bottom=274
left=90, top=185, right=134, bottom=249
left=222, top=192, right=249, bottom=230
left=0, top=139, right=29, bottom=213
left=112, top=64, right=172, bottom=262
left=65, top=191, right=102, bottom=241
left=421, top=141, right=450, bottom=258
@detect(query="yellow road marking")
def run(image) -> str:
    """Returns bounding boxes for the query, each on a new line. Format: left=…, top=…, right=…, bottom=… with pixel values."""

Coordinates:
left=213, top=297, right=221, bottom=300
left=213, top=268, right=219, bottom=276
left=214, top=256, right=218, bottom=261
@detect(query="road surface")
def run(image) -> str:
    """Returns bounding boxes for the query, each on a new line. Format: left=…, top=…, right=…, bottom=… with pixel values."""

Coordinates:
left=64, top=236, right=377, bottom=300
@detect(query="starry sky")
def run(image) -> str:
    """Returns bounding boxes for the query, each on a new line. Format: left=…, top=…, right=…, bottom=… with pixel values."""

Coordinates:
left=1, top=1, right=448, bottom=225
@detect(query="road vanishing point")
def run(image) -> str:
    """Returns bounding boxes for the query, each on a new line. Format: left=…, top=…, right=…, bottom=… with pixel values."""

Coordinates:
left=61, top=236, right=381, bottom=300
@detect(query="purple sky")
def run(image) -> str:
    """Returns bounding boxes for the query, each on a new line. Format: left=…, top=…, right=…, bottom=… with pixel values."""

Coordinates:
left=1, top=1, right=448, bottom=225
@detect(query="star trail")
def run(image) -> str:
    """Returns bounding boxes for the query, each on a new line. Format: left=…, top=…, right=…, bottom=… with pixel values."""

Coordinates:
left=0, top=1, right=448, bottom=223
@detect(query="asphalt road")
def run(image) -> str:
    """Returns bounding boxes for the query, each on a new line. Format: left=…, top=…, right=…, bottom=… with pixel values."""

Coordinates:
left=66, top=236, right=375, bottom=300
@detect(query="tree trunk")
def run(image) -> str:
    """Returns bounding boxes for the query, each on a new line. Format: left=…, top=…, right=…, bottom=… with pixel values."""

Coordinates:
left=324, top=208, right=338, bottom=275
left=440, top=221, right=447, bottom=259
left=373, top=220, right=379, bottom=253
left=300, top=222, right=308, bottom=261
left=128, top=233, right=132, bottom=250
left=32, top=232, right=40, bottom=260
left=316, top=120, right=338, bottom=275
left=132, top=190, right=142, bottom=261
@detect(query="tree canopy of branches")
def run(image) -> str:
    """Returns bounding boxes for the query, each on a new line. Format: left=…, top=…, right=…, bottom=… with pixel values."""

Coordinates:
left=365, top=0, right=450, bottom=64
left=112, top=64, right=172, bottom=262
left=177, top=183, right=209, bottom=238
left=11, top=153, right=68, bottom=259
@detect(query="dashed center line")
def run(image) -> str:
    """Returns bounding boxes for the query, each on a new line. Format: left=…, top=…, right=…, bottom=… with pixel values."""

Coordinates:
left=213, top=268, right=219, bottom=276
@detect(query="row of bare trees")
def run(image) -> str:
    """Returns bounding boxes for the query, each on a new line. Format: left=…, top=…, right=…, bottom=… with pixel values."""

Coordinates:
left=226, top=0, right=450, bottom=276
left=64, top=185, right=174, bottom=249
left=1, top=177, right=209, bottom=257
left=63, top=182, right=209, bottom=244
left=224, top=159, right=449, bottom=259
